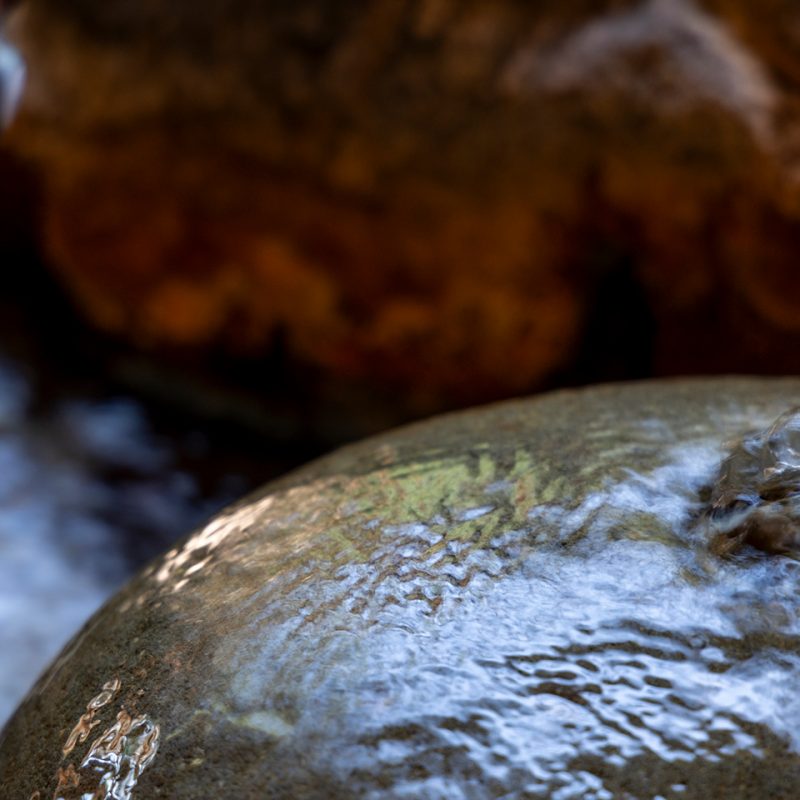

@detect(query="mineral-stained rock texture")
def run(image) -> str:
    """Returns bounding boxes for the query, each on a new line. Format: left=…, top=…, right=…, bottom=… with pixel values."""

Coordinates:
left=5, top=0, right=800, bottom=407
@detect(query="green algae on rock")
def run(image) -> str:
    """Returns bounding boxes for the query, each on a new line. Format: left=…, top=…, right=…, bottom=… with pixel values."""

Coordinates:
left=4, top=378, right=800, bottom=798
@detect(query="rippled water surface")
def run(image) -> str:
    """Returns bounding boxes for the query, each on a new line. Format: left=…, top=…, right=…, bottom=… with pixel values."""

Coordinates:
left=4, top=375, right=800, bottom=798
left=188, top=426, right=800, bottom=798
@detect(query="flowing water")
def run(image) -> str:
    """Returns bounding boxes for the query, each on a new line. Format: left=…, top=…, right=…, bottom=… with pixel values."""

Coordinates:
left=4, top=379, right=800, bottom=798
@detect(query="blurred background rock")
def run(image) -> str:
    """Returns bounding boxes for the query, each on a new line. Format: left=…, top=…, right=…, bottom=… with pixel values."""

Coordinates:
left=2, top=0, right=800, bottom=723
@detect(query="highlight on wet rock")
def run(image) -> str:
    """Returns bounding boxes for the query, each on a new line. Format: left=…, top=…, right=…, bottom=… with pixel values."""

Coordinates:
left=35, top=677, right=159, bottom=800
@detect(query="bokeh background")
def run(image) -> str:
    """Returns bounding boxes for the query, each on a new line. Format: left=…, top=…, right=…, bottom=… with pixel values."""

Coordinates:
left=2, top=0, right=800, bottom=724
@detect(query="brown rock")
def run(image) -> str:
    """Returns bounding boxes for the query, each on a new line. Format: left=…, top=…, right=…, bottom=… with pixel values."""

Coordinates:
left=5, top=0, right=800, bottom=406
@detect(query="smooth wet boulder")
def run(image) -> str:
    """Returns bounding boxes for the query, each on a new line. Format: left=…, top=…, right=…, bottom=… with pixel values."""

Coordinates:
left=4, top=378, right=800, bottom=798
left=7, top=1, right=800, bottom=410
left=0, top=353, right=277, bottom=730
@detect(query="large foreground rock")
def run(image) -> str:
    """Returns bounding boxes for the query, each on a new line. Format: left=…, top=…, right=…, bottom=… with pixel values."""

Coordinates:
left=3, top=378, right=800, bottom=798
left=6, top=1, right=800, bottom=408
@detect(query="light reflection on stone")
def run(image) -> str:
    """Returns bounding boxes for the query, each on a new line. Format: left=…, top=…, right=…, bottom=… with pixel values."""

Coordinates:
left=49, top=679, right=159, bottom=800
left=153, top=495, right=275, bottom=590
left=62, top=677, right=120, bottom=757
left=0, top=351, right=256, bottom=726
left=79, top=709, right=160, bottom=800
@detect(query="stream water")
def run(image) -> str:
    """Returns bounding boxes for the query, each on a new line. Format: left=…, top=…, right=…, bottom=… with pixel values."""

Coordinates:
left=0, top=253, right=317, bottom=726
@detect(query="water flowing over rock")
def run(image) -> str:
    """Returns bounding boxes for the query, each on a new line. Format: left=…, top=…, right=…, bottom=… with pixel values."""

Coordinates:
left=707, top=407, right=800, bottom=555
left=4, top=378, right=800, bottom=798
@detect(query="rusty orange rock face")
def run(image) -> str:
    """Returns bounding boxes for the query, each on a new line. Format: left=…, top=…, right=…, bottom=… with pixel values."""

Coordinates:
left=4, top=0, right=800, bottom=405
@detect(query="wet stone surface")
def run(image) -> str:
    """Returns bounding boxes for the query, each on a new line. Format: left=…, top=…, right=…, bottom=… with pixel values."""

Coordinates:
left=3, top=378, right=800, bottom=798
left=707, top=407, right=800, bottom=555
left=0, top=352, right=280, bottom=729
